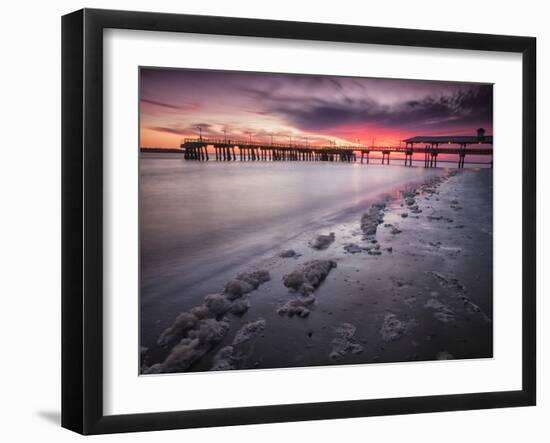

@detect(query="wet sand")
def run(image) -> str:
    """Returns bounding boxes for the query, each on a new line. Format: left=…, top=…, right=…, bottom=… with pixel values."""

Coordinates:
left=141, top=168, right=493, bottom=374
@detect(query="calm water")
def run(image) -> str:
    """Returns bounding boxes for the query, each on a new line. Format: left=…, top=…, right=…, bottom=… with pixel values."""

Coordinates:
left=140, top=154, right=448, bottom=339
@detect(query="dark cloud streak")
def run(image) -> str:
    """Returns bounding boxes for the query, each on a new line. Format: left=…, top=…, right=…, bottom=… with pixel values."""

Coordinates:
left=141, top=98, right=199, bottom=111
left=265, top=84, right=492, bottom=132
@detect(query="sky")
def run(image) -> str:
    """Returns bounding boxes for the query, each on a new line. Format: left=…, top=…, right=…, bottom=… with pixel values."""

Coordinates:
left=139, top=68, right=493, bottom=148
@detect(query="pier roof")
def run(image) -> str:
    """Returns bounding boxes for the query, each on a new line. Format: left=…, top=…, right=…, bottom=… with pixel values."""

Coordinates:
left=403, top=135, right=493, bottom=145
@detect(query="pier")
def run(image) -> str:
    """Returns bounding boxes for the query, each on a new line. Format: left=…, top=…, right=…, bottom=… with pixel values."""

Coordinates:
left=177, top=129, right=493, bottom=168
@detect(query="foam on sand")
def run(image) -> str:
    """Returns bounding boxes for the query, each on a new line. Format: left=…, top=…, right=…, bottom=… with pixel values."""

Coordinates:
left=147, top=268, right=270, bottom=372
left=329, top=323, right=364, bottom=360
left=283, top=260, right=337, bottom=295
left=145, top=317, right=230, bottom=373
left=309, top=232, right=336, bottom=250
left=211, top=319, right=267, bottom=370
left=360, top=202, right=386, bottom=237
left=224, top=270, right=271, bottom=300
left=380, top=313, right=415, bottom=341
left=277, top=295, right=316, bottom=318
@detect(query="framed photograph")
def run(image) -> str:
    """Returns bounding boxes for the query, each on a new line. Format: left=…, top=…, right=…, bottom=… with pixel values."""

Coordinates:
left=62, top=8, right=536, bottom=435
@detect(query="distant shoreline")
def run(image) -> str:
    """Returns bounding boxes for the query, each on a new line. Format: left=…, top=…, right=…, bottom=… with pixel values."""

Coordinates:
left=140, top=147, right=186, bottom=153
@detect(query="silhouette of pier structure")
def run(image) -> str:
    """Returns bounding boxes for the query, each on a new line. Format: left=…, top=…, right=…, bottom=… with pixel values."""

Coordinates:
left=402, top=128, right=493, bottom=168
left=179, top=129, right=493, bottom=168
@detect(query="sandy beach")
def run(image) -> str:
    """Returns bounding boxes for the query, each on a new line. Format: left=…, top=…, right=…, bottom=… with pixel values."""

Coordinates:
left=141, top=166, right=493, bottom=374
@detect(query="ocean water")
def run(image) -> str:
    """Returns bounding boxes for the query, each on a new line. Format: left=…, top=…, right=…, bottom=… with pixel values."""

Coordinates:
left=139, top=154, right=447, bottom=341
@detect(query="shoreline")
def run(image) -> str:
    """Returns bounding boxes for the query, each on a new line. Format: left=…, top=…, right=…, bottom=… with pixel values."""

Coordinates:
left=141, top=168, right=493, bottom=374
left=139, top=163, right=446, bottom=320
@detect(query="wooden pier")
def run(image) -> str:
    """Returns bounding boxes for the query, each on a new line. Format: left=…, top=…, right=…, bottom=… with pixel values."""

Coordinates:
left=178, top=129, right=493, bottom=168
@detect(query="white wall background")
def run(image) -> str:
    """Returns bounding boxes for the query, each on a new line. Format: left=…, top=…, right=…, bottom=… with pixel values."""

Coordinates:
left=0, top=0, right=547, bottom=441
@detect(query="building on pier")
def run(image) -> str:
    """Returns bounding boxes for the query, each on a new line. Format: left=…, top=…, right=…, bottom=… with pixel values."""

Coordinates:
left=402, top=128, right=493, bottom=168
left=402, top=128, right=493, bottom=147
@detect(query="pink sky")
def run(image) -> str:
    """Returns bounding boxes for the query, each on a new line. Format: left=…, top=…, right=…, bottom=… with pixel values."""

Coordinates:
left=140, top=68, right=493, bottom=149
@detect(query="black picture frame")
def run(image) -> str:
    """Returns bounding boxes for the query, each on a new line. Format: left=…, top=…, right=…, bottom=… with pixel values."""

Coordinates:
left=62, top=8, right=536, bottom=435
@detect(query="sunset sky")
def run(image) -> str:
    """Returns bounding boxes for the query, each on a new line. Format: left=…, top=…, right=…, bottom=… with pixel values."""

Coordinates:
left=139, top=68, right=493, bottom=148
